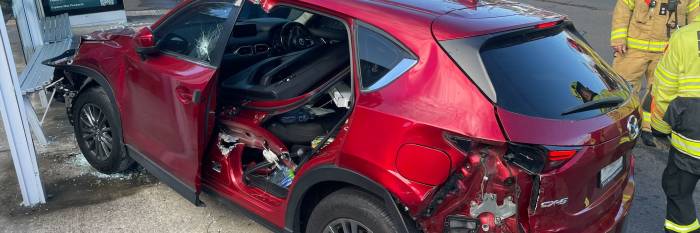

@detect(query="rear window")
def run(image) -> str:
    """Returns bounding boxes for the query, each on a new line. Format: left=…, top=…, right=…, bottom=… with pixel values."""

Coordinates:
left=446, top=26, right=630, bottom=120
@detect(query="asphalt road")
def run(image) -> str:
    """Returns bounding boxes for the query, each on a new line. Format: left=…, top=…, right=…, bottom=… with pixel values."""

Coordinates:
left=124, top=0, right=181, bottom=11
left=520, top=0, right=700, bottom=232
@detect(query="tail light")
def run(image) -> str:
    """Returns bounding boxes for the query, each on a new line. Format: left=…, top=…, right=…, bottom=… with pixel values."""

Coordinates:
left=504, top=143, right=579, bottom=174
left=535, top=21, right=561, bottom=29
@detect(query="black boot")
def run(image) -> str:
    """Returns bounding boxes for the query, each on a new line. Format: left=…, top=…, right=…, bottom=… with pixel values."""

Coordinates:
left=641, top=131, right=656, bottom=147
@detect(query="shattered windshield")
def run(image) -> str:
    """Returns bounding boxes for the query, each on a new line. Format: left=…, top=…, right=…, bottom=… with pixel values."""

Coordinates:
left=154, top=2, right=234, bottom=64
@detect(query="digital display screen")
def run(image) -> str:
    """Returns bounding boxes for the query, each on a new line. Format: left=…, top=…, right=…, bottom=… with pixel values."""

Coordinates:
left=42, top=0, right=124, bottom=16
left=48, top=0, right=116, bottom=11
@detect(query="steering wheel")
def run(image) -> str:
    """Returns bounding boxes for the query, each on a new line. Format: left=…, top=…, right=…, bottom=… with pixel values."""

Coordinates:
left=161, top=33, right=191, bottom=55
left=279, top=22, right=316, bottom=52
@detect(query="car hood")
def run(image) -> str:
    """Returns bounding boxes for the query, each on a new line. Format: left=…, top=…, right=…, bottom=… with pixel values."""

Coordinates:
left=82, top=27, right=137, bottom=41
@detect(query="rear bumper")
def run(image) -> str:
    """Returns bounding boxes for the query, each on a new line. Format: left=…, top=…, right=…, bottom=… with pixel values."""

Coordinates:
left=526, top=154, right=636, bottom=233
left=608, top=155, right=636, bottom=233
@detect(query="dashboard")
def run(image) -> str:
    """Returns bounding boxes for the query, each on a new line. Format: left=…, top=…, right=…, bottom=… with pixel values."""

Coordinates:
left=224, top=18, right=289, bottom=61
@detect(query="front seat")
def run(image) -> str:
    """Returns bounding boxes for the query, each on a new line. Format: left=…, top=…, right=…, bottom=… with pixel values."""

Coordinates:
left=222, top=42, right=349, bottom=101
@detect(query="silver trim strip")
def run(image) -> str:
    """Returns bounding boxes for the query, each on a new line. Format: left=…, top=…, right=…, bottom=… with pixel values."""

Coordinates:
left=365, top=58, right=417, bottom=91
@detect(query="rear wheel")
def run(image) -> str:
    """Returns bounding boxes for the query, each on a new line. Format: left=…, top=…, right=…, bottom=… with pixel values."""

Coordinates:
left=73, top=87, right=133, bottom=173
left=306, top=188, right=399, bottom=233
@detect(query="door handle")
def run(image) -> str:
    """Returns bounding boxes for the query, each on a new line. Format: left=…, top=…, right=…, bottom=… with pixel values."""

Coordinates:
left=175, top=86, right=202, bottom=104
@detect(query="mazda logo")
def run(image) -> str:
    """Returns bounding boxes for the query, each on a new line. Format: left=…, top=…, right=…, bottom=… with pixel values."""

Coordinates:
left=628, top=115, right=640, bottom=140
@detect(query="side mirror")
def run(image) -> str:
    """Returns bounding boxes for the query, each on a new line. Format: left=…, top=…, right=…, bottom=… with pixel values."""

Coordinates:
left=134, top=27, right=158, bottom=60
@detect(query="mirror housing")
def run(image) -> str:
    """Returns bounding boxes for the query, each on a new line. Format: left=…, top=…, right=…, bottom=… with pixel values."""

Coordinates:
left=134, top=27, right=159, bottom=59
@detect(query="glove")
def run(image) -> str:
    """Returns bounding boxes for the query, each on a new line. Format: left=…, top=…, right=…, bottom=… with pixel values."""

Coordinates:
left=651, top=128, right=672, bottom=149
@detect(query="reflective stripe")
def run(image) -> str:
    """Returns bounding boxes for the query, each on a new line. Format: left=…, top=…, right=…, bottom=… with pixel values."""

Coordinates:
left=679, top=85, right=700, bottom=90
left=652, top=116, right=672, bottom=134
left=666, top=219, right=700, bottom=233
left=656, top=67, right=679, bottom=87
left=611, top=28, right=628, bottom=40
left=628, top=38, right=669, bottom=52
left=611, top=33, right=628, bottom=40
left=619, top=136, right=631, bottom=145
left=643, top=111, right=652, bottom=123
left=658, top=64, right=681, bottom=78
left=622, top=194, right=632, bottom=202
left=623, top=0, right=635, bottom=9
left=611, top=28, right=628, bottom=34
left=689, top=0, right=700, bottom=12
left=656, top=84, right=678, bottom=91
left=679, top=88, right=700, bottom=94
left=679, top=77, right=700, bottom=84
left=672, top=132, right=700, bottom=157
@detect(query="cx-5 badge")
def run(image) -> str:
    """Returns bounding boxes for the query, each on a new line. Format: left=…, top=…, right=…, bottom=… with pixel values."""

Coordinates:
left=628, top=115, right=641, bottom=140
left=541, top=197, right=569, bottom=208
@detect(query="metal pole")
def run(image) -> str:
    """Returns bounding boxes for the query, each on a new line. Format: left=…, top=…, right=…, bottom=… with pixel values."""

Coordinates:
left=0, top=6, right=46, bottom=206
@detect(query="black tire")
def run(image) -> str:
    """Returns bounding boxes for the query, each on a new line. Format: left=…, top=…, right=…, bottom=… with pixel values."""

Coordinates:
left=306, top=188, right=399, bottom=233
left=73, top=87, right=133, bottom=174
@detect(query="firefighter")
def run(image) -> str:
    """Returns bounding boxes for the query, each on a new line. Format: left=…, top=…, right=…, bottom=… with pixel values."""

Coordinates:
left=651, top=15, right=700, bottom=233
left=611, top=0, right=699, bottom=147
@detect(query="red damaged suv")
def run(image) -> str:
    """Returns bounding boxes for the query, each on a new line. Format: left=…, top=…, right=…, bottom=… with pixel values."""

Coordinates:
left=45, top=0, right=638, bottom=232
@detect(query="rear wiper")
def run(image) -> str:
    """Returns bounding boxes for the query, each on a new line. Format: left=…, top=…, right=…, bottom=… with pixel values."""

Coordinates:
left=561, top=96, right=625, bottom=116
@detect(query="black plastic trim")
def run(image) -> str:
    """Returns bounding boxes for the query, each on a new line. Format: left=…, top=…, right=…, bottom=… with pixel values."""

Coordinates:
left=126, top=145, right=201, bottom=205
left=60, top=65, right=122, bottom=127
left=438, top=35, right=496, bottom=102
left=284, top=166, right=412, bottom=233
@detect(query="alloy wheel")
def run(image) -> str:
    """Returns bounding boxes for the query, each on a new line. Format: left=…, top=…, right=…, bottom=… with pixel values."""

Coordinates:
left=79, top=103, right=113, bottom=160
left=323, top=218, right=373, bottom=233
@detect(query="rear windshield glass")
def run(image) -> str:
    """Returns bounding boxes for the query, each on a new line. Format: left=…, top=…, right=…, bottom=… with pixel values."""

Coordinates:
left=470, top=27, right=629, bottom=120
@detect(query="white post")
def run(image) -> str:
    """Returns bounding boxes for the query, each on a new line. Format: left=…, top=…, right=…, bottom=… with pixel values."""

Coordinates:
left=0, top=6, right=46, bottom=206
left=12, top=0, right=44, bottom=61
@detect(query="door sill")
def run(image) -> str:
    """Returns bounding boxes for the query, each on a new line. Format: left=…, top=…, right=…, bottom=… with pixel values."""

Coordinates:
left=202, top=186, right=286, bottom=233
left=126, top=145, right=202, bottom=205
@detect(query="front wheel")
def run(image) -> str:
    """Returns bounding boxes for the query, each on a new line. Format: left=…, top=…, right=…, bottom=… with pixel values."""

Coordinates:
left=306, top=188, right=400, bottom=233
left=73, top=87, right=133, bottom=173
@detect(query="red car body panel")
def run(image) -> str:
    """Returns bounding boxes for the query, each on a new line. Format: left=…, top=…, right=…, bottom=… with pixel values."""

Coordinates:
left=58, top=0, right=637, bottom=232
left=76, top=29, right=218, bottom=193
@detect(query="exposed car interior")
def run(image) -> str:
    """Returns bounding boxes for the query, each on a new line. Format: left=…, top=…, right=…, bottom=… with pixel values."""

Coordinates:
left=208, top=4, right=352, bottom=198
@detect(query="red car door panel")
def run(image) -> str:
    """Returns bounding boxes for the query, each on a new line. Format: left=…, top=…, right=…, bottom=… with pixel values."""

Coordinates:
left=123, top=54, right=216, bottom=191
left=120, top=0, right=241, bottom=203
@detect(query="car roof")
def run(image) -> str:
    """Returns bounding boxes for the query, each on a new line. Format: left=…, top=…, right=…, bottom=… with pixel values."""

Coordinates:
left=284, top=0, right=565, bottom=40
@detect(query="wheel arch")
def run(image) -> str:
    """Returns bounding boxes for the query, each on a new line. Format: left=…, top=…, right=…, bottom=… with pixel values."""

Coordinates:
left=285, top=166, right=414, bottom=233
left=61, top=65, right=123, bottom=134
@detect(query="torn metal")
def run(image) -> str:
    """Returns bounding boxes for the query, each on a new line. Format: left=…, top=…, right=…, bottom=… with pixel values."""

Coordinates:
left=217, top=132, right=239, bottom=156
left=469, top=193, right=517, bottom=225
